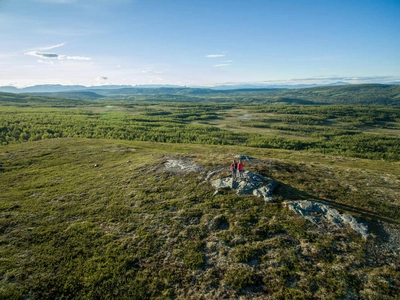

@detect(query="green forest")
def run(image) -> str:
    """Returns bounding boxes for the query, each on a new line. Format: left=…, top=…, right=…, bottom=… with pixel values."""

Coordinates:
left=1, top=85, right=400, bottom=161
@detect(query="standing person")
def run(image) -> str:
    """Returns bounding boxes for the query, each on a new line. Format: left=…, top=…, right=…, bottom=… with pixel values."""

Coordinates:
left=230, top=160, right=237, bottom=180
left=237, top=160, right=244, bottom=178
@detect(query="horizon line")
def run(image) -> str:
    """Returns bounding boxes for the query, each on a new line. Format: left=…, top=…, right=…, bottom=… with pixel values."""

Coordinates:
left=1, top=81, right=400, bottom=90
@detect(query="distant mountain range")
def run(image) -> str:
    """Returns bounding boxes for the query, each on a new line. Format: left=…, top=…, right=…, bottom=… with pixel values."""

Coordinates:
left=2, top=81, right=400, bottom=94
left=0, top=84, right=131, bottom=93
left=0, top=81, right=363, bottom=94
left=1, top=83, right=400, bottom=106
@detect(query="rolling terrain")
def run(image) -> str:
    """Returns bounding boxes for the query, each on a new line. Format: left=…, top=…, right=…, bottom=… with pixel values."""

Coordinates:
left=1, top=139, right=399, bottom=299
left=1, top=83, right=400, bottom=105
left=0, top=85, right=399, bottom=299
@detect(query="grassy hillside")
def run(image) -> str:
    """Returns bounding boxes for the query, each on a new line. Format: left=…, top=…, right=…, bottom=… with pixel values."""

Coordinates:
left=1, top=138, right=399, bottom=299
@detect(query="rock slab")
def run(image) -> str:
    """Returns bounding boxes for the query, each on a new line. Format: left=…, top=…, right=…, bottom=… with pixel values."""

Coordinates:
left=164, top=159, right=203, bottom=173
left=284, top=200, right=369, bottom=239
left=211, top=171, right=277, bottom=202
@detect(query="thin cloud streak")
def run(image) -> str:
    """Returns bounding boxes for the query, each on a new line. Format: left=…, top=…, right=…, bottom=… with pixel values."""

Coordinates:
left=141, top=69, right=163, bottom=74
left=25, top=51, right=91, bottom=61
left=59, top=55, right=91, bottom=60
left=38, top=60, right=54, bottom=65
left=214, top=64, right=231, bottom=67
left=26, top=52, right=58, bottom=58
left=206, top=54, right=225, bottom=58
left=39, top=43, right=66, bottom=50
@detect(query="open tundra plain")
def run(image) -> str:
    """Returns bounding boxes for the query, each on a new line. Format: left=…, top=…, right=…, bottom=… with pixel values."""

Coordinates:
left=0, top=85, right=399, bottom=299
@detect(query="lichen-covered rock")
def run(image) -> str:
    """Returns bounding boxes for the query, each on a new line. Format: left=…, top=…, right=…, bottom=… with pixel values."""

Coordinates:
left=284, top=200, right=369, bottom=239
left=205, top=167, right=225, bottom=181
left=236, top=179, right=259, bottom=196
left=253, top=181, right=277, bottom=202
left=211, top=171, right=277, bottom=202
left=164, top=159, right=203, bottom=173
left=211, top=177, right=234, bottom=190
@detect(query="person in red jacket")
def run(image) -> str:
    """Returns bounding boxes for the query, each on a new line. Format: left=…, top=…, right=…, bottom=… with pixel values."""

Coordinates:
left=237, top=160, right=244, bottom=178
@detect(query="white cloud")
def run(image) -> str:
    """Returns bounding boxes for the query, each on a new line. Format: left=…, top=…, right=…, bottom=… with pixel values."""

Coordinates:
left=39, top=43, right=66, bottom=50
left=96, top=76, right=108, bottom=84
left=25, top=50, right=91, bottom=61
left=58, top=55, right=91, bottom=60
left=141, top=69, right=163, bottom=74
left=26, top=51, right=58, bottom=58
left=206, top=54, right=226, bottom=58
left=214, top=64, right=231, bottom=67
left=38, top=60, right=54, bottom=65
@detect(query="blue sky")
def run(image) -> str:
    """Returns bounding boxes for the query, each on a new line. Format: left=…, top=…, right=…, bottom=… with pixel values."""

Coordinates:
left=1, top=0, right=399, bottom=87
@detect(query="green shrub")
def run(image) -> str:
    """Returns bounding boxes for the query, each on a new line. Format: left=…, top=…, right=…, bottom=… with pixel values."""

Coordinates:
left=224, top=266, right=256, bottom=291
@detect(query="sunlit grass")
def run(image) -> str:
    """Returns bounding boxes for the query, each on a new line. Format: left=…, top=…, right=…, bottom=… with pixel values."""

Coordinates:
left=0, top=136, right=399, bottom=298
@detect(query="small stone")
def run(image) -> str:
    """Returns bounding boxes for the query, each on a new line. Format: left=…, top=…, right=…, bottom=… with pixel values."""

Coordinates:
left=213, top=190, right=221, bottom=196
left=231, top=236, right=247, bottom=246
left=299, top=200, right=314, bottom=211
left=264, top=196, right=275, bottom=203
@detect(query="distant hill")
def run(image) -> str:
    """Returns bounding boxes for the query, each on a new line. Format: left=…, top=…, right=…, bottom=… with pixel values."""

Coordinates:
left=1, top=84, right=400, bottom=105
left=85, top=84, right=400, bottom=105
left=1, top=84, right=87, bottom=93
left=88, top=87, right=208, bottom=96
left=0, top=91, right=92, bottom=106
left=0, top=84, right=132, bottom=94
left=277, top=84, right=400, bottom=105
left=207, top=81, right=351, bottom=90
left=0, top=82, right=353, bottom=93
left=28, top=91, right=104, bottom=100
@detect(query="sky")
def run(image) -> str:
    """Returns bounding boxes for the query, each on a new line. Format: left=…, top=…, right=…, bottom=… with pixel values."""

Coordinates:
left=1, top=0, right=400, bottom=87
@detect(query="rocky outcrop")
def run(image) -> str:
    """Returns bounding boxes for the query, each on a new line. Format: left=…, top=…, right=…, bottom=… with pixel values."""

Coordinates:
left=234, top=154, right=255, bottom=161
left=205, top=167, right=225, bottom=181
left=164, top=159, right=203, bottom=173
left=211, top=171, right=277, bottom=202
left=253, top=181, right=277, bottom=203
left=283, top=200, right=369, bottom=239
